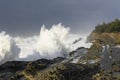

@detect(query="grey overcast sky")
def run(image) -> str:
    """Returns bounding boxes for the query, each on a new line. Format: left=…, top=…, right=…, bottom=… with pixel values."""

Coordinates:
left=0, top=0, right=120, bottom=36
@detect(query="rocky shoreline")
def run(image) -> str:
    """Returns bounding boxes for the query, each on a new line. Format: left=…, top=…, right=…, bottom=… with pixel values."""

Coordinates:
left=0, top=46, right=119, bottom=80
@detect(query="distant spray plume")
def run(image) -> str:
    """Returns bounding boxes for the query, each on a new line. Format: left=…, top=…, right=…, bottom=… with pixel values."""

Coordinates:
left=0, top=32, right=20, bottom=64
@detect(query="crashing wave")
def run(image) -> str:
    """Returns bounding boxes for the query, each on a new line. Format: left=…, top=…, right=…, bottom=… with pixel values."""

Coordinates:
left=0, top=23, right=92, bottom=64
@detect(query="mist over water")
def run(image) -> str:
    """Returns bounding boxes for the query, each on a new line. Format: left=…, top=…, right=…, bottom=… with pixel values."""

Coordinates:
left=0, top=32, right=20, bottom=64
left=0, top=23, right=92, bottom=64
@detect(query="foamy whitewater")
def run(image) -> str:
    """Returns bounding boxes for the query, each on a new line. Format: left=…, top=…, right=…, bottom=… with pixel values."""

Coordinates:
left=0, top=23, right=92, bottom=64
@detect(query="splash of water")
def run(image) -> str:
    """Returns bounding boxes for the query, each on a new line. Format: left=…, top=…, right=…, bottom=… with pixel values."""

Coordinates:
left=0, top=23, right=92, bottom=64
left=0, top=32, right=20, bottom=64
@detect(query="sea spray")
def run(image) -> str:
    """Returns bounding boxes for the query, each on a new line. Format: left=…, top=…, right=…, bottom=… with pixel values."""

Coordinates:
left=0, top=32, right=20, bottom=64
left=36, top=23, right=70, bottom=59
left=0, top=23, right=92, bottom=63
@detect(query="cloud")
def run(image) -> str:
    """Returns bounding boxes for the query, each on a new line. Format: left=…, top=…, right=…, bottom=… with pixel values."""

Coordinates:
left=0, top=0, right=120, bottom=35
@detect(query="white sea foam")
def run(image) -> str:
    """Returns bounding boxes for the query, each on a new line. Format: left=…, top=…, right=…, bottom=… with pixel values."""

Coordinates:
left=0, top=23, right=92, bottom=63
left=0, top=32, right=20, bottom=64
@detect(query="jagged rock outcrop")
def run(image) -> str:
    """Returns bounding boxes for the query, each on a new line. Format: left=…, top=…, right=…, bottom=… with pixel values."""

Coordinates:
left=35, top=63, right=100, bottom=80
left=0, top=45, right=119, bottom=80
left=0, top=56, right=100, bottom=80
left=0, top=57, right=65, bottom=80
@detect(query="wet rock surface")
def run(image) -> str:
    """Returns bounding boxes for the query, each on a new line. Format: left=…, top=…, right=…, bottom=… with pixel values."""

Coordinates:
left=0, top=46, right=119, bottom=80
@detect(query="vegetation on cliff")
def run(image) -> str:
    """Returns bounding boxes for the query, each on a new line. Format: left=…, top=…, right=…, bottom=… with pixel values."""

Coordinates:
left=88, top=19, right=120, bottom=45
left=93, top=19, right=120, bottom=33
